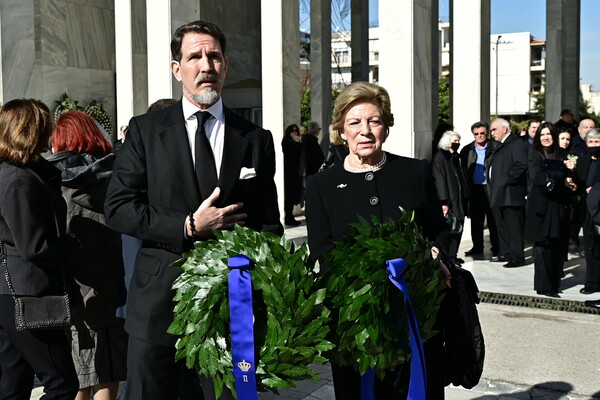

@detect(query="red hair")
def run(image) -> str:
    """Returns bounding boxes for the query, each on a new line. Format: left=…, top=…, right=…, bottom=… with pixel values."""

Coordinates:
left=52, top=110, right=113, bottom=156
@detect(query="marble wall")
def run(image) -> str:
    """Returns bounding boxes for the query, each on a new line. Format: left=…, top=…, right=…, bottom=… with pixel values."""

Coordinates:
left=1, top=0, right=116, bottom=135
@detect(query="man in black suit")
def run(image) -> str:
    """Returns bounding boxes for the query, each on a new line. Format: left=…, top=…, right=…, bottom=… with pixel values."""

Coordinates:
left=488, top=118, right=528, bottom=267
left=460, top=121, right=498, bottom=257
left=105, top=20, right=283, bottom=399
left=577, top=129, right=600, bottom=294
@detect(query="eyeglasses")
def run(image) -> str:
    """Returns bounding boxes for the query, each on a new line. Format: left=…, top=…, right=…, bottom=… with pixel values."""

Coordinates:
left=473, top=132, right=487, bottom=136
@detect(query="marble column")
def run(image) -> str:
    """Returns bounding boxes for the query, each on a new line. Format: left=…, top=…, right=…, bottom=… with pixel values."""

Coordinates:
left=146, top=0, right=172, bottom=105
left=452, top=0, right=490, bottom=139
left=115, top=0, right=134, bottom=129
left=351, top=0, right=369, bottom=82
left=310, top=0, right=332, bottom=150
left=261, top=0, right=300, bottom=222
left=546, top=0, right=580, bottom=121
left=379, top=0, right=438, bottom=160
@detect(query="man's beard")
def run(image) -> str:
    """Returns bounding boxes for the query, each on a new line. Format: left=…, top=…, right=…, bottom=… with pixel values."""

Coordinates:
left=188, top=73, right=221, bottom=106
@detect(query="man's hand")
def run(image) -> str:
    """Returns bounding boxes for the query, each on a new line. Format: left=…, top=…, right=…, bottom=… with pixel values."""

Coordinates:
left=188, top=187, right=247, bottom=239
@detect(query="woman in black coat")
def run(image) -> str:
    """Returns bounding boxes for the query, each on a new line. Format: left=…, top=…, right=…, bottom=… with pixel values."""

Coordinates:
left=282, top=124, right=304, bottom=226
left=306, top=82, right=450, bottom=400
left=48, top=110, right=127, bottom=400
left=432, top=131, right=469, bottom=264
left=524, top=122, right=577, bottom=297
left=0, top=99, right=79, bottom=399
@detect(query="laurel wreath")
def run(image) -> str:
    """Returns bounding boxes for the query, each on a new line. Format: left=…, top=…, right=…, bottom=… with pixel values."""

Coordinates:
left=169, top=226, right=333, bottom=398
left=322, top=211, right=446, bottom=378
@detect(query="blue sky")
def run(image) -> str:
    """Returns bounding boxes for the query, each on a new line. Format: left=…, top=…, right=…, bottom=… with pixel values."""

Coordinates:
left=302, top=0, right=600, bottom=89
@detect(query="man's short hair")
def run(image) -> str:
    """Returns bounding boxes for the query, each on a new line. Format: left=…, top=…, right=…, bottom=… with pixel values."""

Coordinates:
left=308, top=121, right=321, bottom=135
left=171, top=20, right=227, bottom=62
left=560, top=109, right=573, bottom=117
left=471, top=121, right=489, bottom=132
left=147, top=98, right=178, bottom=113
left=528, top=119, right=541, bottom=127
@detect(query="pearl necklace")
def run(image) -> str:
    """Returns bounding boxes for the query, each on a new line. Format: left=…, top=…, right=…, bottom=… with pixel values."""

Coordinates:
left=343, top=152, right=387, bottom=173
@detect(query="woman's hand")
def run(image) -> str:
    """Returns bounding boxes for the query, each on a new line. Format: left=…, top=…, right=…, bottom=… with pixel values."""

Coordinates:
left=441, top=205, right=449, bottom=217
left=564, top=159, right=576, bottom=171
left=565, top=177, right=577, bottom=192
left=431, top=246, right=452, bottom=288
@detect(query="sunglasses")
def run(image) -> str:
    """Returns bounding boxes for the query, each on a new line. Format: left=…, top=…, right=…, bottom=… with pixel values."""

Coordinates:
left=473, top=132, right=487, bottom=136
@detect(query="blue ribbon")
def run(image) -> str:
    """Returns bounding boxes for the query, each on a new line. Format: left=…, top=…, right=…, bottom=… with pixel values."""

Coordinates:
left=228, top=255, right=258, bottom=400
left=361, top=368, right=376, bottom=400
left=360, top=258, right=427, bottom=400
left=386, top=258, right=427, bottom=400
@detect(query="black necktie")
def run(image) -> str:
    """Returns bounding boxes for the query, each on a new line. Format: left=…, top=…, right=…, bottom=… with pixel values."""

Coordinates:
left=194, top=111, right=217, bottom=199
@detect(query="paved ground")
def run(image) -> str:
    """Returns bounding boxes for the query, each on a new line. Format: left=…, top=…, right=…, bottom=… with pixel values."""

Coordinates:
left=31, top=217, right=600, bottom=399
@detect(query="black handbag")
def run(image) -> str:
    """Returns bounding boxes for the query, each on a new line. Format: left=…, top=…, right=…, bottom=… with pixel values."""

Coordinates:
left=445, top=211, right=463, bottom=234
left=1, top=241, right=71, bottom=331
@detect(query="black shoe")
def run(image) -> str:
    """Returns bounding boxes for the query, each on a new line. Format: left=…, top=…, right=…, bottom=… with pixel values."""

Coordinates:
left=455, top=258, right=465, bottom=264
left=284, top=218, right=301, bottom=227
left=503, top=259, right=525, bottom=268
left=465, top=248, right=483, bottom=256
left=579, top=287, right=600, bottom=295
left=584, top=299, right=600, bottom=307
left=490, top=255, right=507, bottom=262
left=543, top=291, right=560, bottom=298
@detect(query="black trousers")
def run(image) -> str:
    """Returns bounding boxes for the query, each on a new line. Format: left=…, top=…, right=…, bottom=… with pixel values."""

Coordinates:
left=583, top=229, right=600, bottom=290
left=493, top=206, right=525, bottom=262
left=125, top=334, right=209, bottom=400
left=469, top=185, right=498, bottom=253
left=0, top=295, right=78, bottom=400
left=533, top=238, right=563, bottom=293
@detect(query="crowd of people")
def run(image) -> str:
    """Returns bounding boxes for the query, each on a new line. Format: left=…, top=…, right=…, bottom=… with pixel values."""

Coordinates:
left=0, top=16, right=598, bottom=400
left=433, top=113, right=600, bottom=299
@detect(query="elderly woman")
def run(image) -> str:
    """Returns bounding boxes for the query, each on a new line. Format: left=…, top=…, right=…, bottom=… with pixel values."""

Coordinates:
left=577, top=128, right=600, bottom=294
left=432, top=131, right=469, bottom=264
left=306, top=82, right=449, bottom=399
left=48, top=110, right=127, bottom=400
left=0, top=99, right=79, bottom=399
left=524, top=122, right=576, bottom=297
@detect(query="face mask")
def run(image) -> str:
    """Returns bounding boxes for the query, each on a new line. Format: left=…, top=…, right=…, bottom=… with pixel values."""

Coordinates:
left=589, top=147, right=600, bottom=158
left=450, top=142, right=460, bottom=152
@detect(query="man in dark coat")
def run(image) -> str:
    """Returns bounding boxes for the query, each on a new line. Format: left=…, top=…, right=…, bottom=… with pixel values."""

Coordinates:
left=460, top=121, right=498, bottom=257
left=487, top=118, right=528, bottom=267
left=576, top=129, right=600, bottom=294
left=104, top=20, right=283, bottom=400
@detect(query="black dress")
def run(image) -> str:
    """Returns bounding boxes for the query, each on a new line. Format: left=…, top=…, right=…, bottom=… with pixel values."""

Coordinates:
left=524, top=149, right=570, bottom=294
left=306, top=152, right=448, bottom=399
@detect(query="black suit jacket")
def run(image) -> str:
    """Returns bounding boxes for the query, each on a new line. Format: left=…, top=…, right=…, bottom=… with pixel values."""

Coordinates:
left=105, top=101, right=282, bottom=346
left=487, top=135, right=528, bottom=208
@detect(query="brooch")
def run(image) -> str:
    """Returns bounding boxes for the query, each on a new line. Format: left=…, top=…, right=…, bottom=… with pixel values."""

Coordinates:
left=337, top=183, right=347, bottom=189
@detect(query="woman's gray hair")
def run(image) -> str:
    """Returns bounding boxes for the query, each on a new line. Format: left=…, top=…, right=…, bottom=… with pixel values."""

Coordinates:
left=586, top=128, right=600, bottom=142
left=437, top=130, right=461, bottom=150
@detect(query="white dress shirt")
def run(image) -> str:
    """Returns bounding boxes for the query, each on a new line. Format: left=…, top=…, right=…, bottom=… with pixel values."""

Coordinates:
left=182, top=96, right=225, bottom=178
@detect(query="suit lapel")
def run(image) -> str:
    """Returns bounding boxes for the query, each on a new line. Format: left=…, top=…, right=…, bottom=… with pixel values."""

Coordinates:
left=158, top=103, right=202, bottom=208
left=217, top=107, right=249, bottom=206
